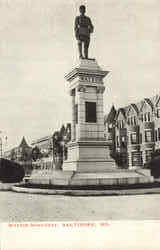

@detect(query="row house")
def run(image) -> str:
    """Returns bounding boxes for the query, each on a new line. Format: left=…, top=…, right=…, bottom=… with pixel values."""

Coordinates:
left=31, top=123, right=71, bottom=157
left=4, top=136, right=32, bottom=162
left=105, top=94, right=160, bottom=169
left=31, top=123, right=71, bottom=169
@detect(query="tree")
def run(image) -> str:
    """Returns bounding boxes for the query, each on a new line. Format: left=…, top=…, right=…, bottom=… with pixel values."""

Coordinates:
left=31, top=146, right=42, bottom=161
left=0, top=158, right=25, bottom=183
left=20, top=147, right=31, bottom=162
left=145, top=149, right=160, bottom=178
left=151, top=149, right=160, bottom=159
left=10, top=149, right=16, bottom=161
left=52, top=132, right=63, bottom=157
left=59, top=124, right=65, bottom=139
left=110, top=151, right=127, bottom=168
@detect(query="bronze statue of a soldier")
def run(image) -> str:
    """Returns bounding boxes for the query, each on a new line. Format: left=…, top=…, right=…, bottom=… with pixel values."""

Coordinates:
left=74, top=5, right=94, bottom=59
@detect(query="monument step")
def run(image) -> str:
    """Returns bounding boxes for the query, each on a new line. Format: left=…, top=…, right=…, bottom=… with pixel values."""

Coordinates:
left=27, top=168, right=154, bottom=186
left=73, top=171, right=145, bottom=179
left=29, top=170, right=74, bottom=178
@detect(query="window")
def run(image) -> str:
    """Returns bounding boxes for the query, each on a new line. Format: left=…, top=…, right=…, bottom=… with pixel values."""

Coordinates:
left=121, top=152, right=127, bottom=165
left=75, top=104, right=78, bottom=124
left=108, top=123, right=112, bottom=129
left=116, top=136, right=120, bottom=147
left=158, top=128, right=160, bottom=141
left=131, top=133, right=138, bottom=144
left=141, top=114, right=143, bottom=122
left=127, top=118, right=130, bottom=125
left=145, top=150, right=152, bottom=162
left=157, top=109, right=160, bottom=118
left=148, top=112, right=151, bottom=122
left=108, top=123, right=113, bottom=133
left=85, top=102, right=97, bottom=123
left=139, top=133, right=142, bottom=144
left=117, top=121, right=120, bottom=129
left=119, top=121, right=121, bottom=129
left=119, top=120, right=124, bottom=129
left=121, top=136, right=126, bottom=148
left=155, top=130, right=158, bottom=142
left=131, top=151, right=143, bottom=166
left=144, top=113, right=147, bottom=122
left=121, top=120, right=124, bottom=129
left=145, top=130, right=152, bottom=142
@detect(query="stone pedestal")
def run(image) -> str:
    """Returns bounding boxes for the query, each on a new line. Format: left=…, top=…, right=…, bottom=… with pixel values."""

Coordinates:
left=28, top=59, right=153, bottom=186
left=63, top=59, right=116, bottom=172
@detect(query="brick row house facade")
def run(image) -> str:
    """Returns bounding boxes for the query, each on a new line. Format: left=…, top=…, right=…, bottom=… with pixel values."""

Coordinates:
left=105, top=94, right=160, bottom=169
left=4, top=137, right=32, bottom=162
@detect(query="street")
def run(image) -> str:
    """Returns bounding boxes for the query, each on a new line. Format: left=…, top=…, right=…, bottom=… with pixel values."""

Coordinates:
left=1, top=191, right=160, bottom=221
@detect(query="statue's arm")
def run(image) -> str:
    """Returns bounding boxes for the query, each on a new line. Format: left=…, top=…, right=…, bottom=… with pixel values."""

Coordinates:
left=88, top=17, right=94, bottom=33
left=74, top=16, right=79, bottom=35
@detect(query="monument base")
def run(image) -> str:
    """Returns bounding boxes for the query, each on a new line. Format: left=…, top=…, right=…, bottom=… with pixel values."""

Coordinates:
left=68, top=170, right=154, bottom=186
left=26, top=168, right=154, bottom=186
left=62, top=140, right=116, bottom=172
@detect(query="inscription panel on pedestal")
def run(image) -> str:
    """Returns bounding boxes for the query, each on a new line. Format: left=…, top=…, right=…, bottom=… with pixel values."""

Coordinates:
left=85, top=102, right=97, bottom=123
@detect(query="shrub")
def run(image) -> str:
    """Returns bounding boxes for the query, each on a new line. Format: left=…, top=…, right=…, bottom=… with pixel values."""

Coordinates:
left=110, top=151, right=127, bottom=168
left=31, top=146, right=42, bottom=161
left=144, top=156, right=160, bottom=178
left=151, top=149, right=160, bottom=159
left=0, top=158, right=25, bottom=183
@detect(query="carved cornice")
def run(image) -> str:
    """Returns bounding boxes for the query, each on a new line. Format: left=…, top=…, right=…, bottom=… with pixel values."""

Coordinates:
left=65, top=68, right=109, bottom=82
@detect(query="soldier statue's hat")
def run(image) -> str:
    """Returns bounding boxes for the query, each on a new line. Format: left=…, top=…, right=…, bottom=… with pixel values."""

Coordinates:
left=79, top=5, right=86, bottom=11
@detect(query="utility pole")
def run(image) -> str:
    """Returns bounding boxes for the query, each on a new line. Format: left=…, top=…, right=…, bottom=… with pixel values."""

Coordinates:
left=0, top=131, right=8, bottom=158
left=0, top=131, right=2, bottom=158
left=0, top=137, right=2, bottom=158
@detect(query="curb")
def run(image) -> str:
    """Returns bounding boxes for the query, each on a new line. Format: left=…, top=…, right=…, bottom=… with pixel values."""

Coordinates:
left=0, top=183, right=19, bottom=191
left=11, top=185, right=160, bottom=196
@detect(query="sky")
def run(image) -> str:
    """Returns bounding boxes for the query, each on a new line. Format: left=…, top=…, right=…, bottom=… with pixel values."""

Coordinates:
left=0, top=0, right=160, bottom=150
